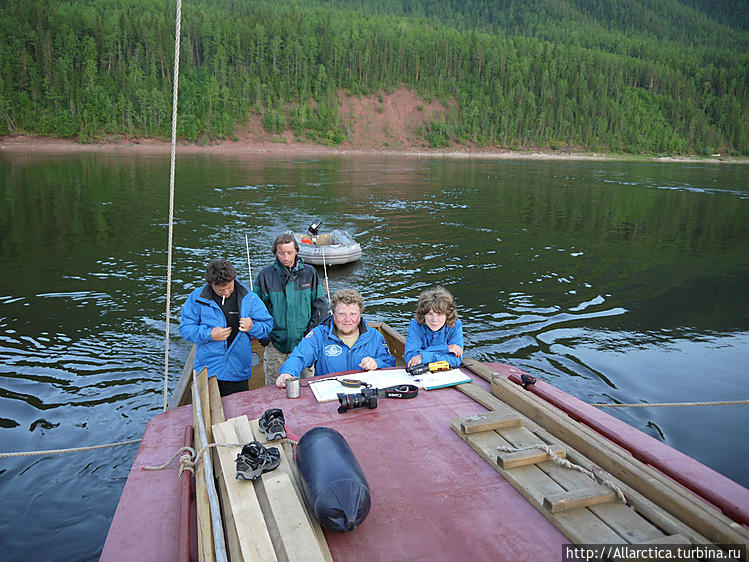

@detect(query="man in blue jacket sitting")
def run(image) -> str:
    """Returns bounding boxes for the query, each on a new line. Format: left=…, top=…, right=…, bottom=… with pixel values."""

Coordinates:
left=180, top=258, right=273, bottom=396
left=275, top=288, right=395, bottom=388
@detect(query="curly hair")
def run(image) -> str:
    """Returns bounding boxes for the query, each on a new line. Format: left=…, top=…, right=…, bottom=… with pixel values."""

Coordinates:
left=415, top=286, right=458, bottom=327
left=205, top=259, right=237, bottom=285
left=271, top=232, right=299, bottom=254
left=331, top=288, right=365, bottom=314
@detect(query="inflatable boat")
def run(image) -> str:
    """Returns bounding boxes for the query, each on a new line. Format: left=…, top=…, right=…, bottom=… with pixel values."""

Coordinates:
left=295, top=229, right=362, bottom=266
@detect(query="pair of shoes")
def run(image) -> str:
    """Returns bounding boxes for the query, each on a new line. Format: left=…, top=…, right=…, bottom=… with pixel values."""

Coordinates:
left=258, top=408, right=286, bottom=441
left=235, top=441, right=280, bottom=480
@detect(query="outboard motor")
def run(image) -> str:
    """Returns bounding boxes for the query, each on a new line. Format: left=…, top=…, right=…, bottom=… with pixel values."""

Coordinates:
left=307, top=219, right=323, bottom=236
left=295, top=427, right=371, bottom=531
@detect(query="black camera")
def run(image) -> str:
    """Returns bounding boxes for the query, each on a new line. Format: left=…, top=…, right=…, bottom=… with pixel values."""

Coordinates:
left=337, top=388, right=378, bottom=414
left=405, top=363, right=429, bottom=376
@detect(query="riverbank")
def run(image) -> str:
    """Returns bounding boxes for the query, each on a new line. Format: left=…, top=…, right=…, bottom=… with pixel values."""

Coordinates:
left=1, top=134, right=745, bottom=163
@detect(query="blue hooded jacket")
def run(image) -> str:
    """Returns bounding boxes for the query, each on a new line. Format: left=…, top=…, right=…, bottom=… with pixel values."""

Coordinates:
left=404, top=318, right=464, bottom=368
left=280, top=316, right=395, bottom=377
left=179, top=280, right=273, bottom=382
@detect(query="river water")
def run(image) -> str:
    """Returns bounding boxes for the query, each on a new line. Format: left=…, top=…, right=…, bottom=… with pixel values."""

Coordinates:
left=0, top=150, right=748, bottom=560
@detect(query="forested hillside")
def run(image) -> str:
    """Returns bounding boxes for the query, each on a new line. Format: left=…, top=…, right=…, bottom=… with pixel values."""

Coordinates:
left=1, top=0, right=747, bottom=154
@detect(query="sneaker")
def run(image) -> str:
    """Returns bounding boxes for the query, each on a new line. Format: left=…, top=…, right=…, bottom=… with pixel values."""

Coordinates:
left=235, top=441, right=280, bottom=480
left=258, top=408, right=286, bottom=441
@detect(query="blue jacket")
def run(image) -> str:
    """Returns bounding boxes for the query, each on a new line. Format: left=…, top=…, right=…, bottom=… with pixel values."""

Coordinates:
left=179, top=280, right=273, bottom=382
left=281, top=316, right=395, bottom=377
left=404, top=318, right=464, bottom=368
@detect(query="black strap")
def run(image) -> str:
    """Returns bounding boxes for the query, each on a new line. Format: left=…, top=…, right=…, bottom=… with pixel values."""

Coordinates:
left=377, top=384, right=419, bottom=399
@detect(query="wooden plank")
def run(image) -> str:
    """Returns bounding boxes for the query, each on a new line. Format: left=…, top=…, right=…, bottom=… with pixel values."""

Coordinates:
left=536, top=450, right=666, bottom=543
left=192, top=370, right=216, bottom=562
left=239, top=416, right=327, bottom=562
left=170, top=341, right=265, bottom=407
left=640, top=534, right=691, bottom=545
left=634, top=537, right=699, bottom=562
left=495, top=416, right=669, bottom=543
left=248, top=419, right=333, bottom=562
left=489, top=375, right=749, bottom=549
left=449, top=417, right=626, bottom=545
left=457, top=358, right=732, bottom=544
left=208, top=376, right=226, bottom=425
left=497, top=445, right=566, bottom=469
left=457, top=381, right=508, bottom=411
left=501, top=423, right=664, bottom=543
left=212, top=418, right=277, bottom=562
left=456, top=381, right=712, bottom=545
left=458, top=411, right=523, bottom=434
left=263, top=472, right=327, bottom=562
left=169, top=345, right=197, bottom=409
left=206, top=377, right=241, bottom=561
left=461, top=357, right=495, bottom=382
left=458, top=411, right=668, bottom=543
left=374, top=322, right=406, bottom=366
left=208, top=376, right=226, bottom=481
left=544, top=486, right=618, bottom=513
left=248, top=339, right=267, bottom=390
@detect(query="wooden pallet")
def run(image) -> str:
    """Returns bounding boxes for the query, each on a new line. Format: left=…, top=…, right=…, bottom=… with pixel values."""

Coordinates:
left=453, top=360, right=749, bottom=557
left=212, top=415, right=332, bottom=562
left=191, top=368, right=332, bottom=562
left=451, top=410, right=689, bottom=545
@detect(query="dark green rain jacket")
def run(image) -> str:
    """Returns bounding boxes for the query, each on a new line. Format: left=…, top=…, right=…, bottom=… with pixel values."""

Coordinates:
left=254, top=257, right=328, bottom=353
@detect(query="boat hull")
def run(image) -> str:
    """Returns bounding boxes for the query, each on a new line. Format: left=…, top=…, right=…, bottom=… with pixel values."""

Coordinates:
left=102, top=369, right=570, bottom=560
left=103, top=361, right=749, bottom=560
left=295, top=230, right=362, bottom=265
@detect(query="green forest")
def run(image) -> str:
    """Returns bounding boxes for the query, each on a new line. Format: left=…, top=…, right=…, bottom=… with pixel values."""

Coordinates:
left=1, top=0, right=747, bottom=154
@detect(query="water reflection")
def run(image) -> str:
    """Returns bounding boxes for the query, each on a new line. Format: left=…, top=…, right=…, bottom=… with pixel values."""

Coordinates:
left=0, top=152, right=748, bottom=559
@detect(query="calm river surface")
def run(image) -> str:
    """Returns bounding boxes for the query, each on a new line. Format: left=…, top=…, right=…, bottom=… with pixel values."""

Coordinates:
left=1, top=150, right=748, bottom=560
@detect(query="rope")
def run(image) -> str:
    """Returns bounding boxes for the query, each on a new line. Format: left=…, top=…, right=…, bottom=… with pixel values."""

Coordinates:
left=142, top=443, right=240, bottom=478
left=321, top=246, right=331, bottom=314
left=163, top=0, right=182, bottom=412
left=141, top=445, right=199, bottom=477
left=591, top=399, right=749, bottom=408
left=142, top=437, right=299, bottom=478
left=497, top=443, right=627, bottom=504
left=0, top=439, right=141, bottom=458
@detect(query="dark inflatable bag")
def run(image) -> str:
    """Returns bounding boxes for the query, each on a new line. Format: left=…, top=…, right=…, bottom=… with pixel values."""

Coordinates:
left=295, top=427, right=371, bottom=531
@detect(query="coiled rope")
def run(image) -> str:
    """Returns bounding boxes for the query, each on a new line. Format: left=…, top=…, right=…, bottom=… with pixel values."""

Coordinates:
left=592, top=399, right=749, bottom=408
left=496, top=443, right=627, bottom=504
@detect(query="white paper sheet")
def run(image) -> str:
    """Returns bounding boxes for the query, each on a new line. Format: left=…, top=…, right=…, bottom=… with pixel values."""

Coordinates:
left=307, top=367, right=472, bottom=403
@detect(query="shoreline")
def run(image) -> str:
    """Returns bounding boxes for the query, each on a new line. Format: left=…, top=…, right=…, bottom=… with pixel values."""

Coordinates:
left=1, top=135, right=744, bottom=164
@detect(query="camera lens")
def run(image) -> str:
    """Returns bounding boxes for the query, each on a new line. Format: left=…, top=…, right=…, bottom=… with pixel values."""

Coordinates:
left=337, top=393, right=350, bottom=414
left=337, top=390, right=377, bottom=414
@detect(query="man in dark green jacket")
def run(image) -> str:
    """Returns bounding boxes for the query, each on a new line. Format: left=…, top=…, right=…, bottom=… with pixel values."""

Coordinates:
left=254, top=232, right=328, bottom=385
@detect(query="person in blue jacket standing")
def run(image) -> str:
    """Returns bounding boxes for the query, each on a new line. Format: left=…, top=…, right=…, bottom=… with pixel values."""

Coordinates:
left=275, top=288, right=395, bottom=388
left=405, top=286, right=464, bottom=368
left=180, top=258, right=273, bottom=396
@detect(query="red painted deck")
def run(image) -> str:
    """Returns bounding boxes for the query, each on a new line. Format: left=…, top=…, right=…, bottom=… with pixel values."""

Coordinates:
left=102, top=364, right=749, bottom=560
